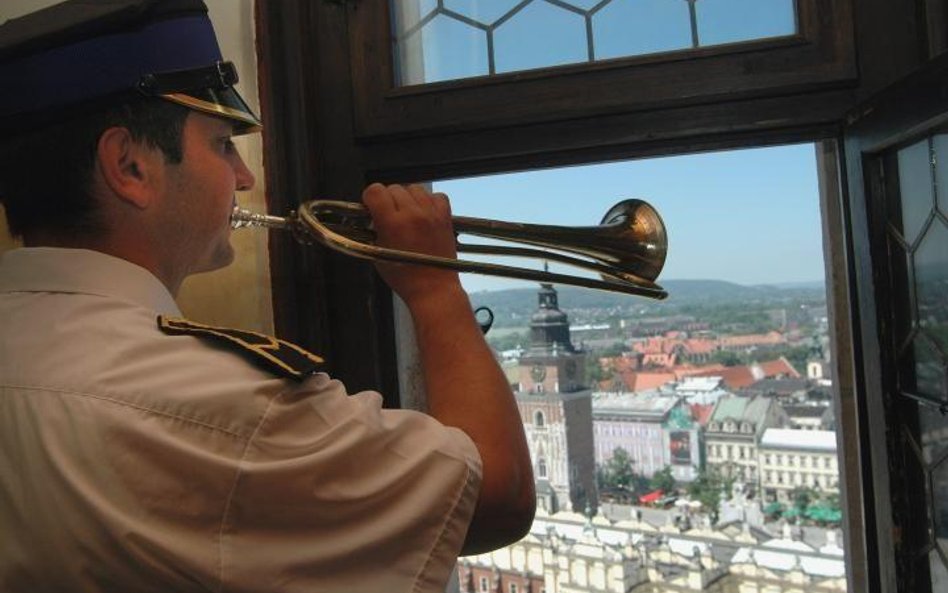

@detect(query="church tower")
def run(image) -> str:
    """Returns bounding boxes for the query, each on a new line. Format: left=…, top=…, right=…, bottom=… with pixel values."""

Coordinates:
left=516, top=284, right=597, bottom=514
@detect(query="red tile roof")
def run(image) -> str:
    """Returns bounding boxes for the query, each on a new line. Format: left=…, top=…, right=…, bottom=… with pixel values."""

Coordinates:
left=759, top=357, right=801, bottom=378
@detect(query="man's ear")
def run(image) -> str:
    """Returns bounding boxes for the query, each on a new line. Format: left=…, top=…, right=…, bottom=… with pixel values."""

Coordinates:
left=96, top=127, right=161, bottom=209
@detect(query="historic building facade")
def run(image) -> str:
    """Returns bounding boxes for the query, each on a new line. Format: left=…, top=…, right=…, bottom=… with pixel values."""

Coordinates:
left=704, top=395, right=789, bottom=487
left=758, top=429, right=840, bottom=503
left=516, top=284, right=597, bottom=514
left=592, top=392, right=702, bottom=482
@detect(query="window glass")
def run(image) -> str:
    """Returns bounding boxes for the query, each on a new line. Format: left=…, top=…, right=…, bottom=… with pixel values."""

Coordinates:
left=884, top=131, right=948, bottom=584
left=430, top=144, right=848, bottom=590
left=391, top=0, right=798, bottom=86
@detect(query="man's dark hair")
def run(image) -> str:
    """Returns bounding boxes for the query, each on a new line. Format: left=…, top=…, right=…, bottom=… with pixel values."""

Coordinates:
left=0, top=97, right=189, bottom=239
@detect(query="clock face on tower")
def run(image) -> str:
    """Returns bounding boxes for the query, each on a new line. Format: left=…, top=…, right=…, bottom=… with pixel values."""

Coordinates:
left=531, top=364, right=547, bottom=383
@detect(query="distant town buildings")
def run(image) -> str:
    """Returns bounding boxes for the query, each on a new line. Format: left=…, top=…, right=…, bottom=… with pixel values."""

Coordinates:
left=477, top=284, right=846, bottom=592
left=459, top=507, right=846, bottom=593
left=671, top=376, right=731, bottom=406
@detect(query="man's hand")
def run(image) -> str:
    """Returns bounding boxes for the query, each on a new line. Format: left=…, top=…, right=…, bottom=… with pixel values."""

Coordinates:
left=361, top=183, right=461, bottom=306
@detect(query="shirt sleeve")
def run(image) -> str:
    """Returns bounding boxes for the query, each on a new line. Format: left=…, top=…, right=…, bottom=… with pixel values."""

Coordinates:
left=219, top=373, right=483, bottom=593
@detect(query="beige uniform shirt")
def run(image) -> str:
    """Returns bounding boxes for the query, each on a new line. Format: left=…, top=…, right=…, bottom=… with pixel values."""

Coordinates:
left=0, top=247, right=481, bottom=593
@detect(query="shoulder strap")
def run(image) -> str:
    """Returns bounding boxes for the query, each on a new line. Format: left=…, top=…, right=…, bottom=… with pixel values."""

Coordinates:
left=157, top=315, right=325, bottom=381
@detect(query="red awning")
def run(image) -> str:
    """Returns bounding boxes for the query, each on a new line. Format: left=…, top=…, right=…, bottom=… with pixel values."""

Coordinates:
left=639, top=489, right=664, bottom=504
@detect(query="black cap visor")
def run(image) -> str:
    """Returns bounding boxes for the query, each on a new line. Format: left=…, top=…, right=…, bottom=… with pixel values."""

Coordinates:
left=162, top=86, right=262, bottom=134
left=139, top=61, right=262, bottom=134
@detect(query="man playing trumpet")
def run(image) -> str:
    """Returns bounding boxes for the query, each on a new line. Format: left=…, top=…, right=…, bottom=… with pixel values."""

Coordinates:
left=0, top=1, right=535, bottom=591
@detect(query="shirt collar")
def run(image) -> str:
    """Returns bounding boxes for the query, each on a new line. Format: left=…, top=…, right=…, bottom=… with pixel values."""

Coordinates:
left=0, top=247, right=181, bottom=316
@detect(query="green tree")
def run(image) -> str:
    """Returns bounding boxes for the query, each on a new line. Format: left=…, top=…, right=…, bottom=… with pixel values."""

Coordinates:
left=790, top=486, right=818, bottom=514
left=597, top=448, right=651, bottom=501
left=600, top=448, right=635, bottom=491
left=687, top=467, right=726, bottom=523
left=774, top=345, right=811, bottom=375
left=825, top=492, right=841, bottom=511
left=585, top=356, right=608, bottom=383
left=650, top=465, right=676, bottom=494
left=599, top=341, right=628, bottom=357
left=711, top=350, right=743, bottom=367
left=486, top=330, right=526, bottom=352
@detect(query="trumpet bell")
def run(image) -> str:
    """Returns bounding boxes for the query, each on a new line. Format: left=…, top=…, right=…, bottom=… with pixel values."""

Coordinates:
left=598, top=199, right=667, bottom=283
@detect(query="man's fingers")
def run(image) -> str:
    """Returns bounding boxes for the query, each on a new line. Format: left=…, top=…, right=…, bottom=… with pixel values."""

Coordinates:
left=361, top=182, right=390, bottom=214
left=431, top=192, right=451, bottom=219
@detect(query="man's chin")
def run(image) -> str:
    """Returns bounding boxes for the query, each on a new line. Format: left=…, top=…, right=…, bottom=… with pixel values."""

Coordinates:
left=193, top=245, right=236, bottom=275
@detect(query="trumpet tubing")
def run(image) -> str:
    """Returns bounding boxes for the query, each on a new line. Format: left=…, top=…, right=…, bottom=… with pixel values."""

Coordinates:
left=231, top=198, right=668, bottom=299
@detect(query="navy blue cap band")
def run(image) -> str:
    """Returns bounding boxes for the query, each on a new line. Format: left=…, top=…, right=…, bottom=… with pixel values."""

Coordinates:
left=0, top=14, right=221, bottom=119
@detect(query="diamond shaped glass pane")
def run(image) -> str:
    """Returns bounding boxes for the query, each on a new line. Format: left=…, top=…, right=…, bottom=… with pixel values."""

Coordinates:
left=936, top=134, right=948, bottom=217
left=906, top=334, right=947, bottom=402
left=398, top=14, right=490, bottom=85
left=696, top=0, right=797, bottom=47
left=445, top=0, right=525, bottom=25
left=919, top=403, right=948, bottom=467
left=494, top=1, right=587, bottom=74
left=916, top=219, right=948, bottom=353
left=593, top=0, right=693, bottom=60
left=897, top=139, right=935, bottom=246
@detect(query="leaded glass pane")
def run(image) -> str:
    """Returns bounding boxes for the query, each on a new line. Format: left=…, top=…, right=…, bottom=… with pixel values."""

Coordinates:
left=391, top=0, right=798, bottom=86
left=396, top=13, right=490, bottom=85
left=897, top=139, right=935, bottom=246
left=920, top=404, right=948, bottom=467
left=593, top=0, right=693, bottom=61
left=392, top=0, right=438, bottom=32
left=696, top=0, right=798, bottom=47
left=935, top=134, right=948, bottom=217
left=909, top=334, right=947, bottom=401
left=494, top=2, right=588, bottom=74
left=915, top=219, right=948, bottom=353
left=445, top=0, right=522, bottom=23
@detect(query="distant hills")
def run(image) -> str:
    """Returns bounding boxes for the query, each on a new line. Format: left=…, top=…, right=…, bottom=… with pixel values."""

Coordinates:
left=466, top=279, right=826, bottom=327
left=468, top=279, right=825, bottom=309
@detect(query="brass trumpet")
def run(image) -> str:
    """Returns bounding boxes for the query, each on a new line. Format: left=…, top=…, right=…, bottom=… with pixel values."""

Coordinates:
left=231, top=199, right=668, bottom=300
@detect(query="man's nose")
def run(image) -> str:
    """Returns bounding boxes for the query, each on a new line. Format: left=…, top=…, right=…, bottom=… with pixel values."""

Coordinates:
left=235, top=153, right=255, bottom=191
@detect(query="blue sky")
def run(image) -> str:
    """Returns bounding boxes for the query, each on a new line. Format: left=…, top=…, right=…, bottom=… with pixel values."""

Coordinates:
left=433, top=143, right=825, bottom=293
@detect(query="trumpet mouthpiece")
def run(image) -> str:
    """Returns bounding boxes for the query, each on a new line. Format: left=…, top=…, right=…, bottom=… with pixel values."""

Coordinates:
left=230, top=206, right=291, bottom=230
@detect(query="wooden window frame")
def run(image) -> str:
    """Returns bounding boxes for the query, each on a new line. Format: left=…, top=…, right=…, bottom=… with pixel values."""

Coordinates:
left=349, top=0, right=856, bottom=140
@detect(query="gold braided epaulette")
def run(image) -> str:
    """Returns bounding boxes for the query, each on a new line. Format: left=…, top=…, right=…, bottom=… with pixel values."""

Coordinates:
left=157, top=315, right=325, bottom=381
